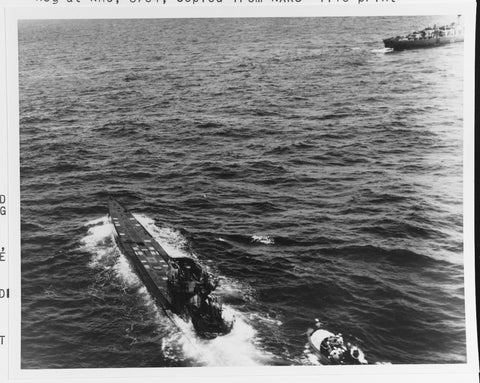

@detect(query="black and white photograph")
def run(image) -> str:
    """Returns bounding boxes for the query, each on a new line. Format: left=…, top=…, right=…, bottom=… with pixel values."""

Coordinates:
left=14, top=12, right=472, bottom=371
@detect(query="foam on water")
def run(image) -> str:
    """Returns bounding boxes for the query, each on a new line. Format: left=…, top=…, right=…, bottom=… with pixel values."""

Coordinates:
left=81, top=216, right=141, bottom=287
left=212, top=274, right=257, bottom=304
left=371, top=47, right=394, bottom=53
left=251, top=235, right=275, bottom=245
left=81, top=216, right=117, bottom=269
left=302, top=343, right=321, bottom=366
left=166, top=309, right=272, bottom=366
left=80, top=214, right=271, bottom=366
left=247, top=312, right=283, bottom=327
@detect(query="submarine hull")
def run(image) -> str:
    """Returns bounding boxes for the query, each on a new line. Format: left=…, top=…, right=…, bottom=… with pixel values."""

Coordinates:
left=108, top=197, right=175, bottom=313
left=107, top=197, right=234, bottom=338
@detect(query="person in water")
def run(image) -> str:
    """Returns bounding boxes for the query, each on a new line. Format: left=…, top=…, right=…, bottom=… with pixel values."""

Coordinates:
left=351, top=348, right=360, bottom=362
left=343, top=343, right=367, bottom=365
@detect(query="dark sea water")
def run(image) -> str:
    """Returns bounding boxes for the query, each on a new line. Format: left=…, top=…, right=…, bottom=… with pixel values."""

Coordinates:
left=19, top=16, right=465, bottom=368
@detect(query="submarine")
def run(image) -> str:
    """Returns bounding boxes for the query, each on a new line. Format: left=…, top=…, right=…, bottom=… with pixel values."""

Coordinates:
left=108, top=196, right=234, bottom=338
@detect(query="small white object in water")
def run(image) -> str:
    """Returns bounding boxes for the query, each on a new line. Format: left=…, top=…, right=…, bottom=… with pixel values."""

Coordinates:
left=251, top=235, right=274, bottom=245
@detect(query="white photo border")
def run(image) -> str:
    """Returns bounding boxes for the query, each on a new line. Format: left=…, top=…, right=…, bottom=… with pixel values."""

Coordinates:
left=2, top=1, right=478, bottom=382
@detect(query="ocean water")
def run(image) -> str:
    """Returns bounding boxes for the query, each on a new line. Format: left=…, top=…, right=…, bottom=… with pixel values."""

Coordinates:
left=19, top=16, right=465, bottom=368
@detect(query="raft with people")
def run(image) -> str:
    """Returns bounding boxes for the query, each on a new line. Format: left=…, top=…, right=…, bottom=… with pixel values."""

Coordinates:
left=307, top=319, right=368, bottom=365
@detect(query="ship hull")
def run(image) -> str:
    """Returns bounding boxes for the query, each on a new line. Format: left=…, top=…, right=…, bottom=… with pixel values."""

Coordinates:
left=384, top=36, right=463, bottom=51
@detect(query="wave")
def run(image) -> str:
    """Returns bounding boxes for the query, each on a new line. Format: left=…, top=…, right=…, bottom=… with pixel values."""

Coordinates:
left=217, top=232, right=328, bottom=248
left=195, top=121, right=225, bottom=129
left=96, top=121, right=152, bottom=137
left=51, top=161, right=90, bottom=173
left=20, top=116, right=52, bottom=124
left=326, top=244, right=457, bottom=267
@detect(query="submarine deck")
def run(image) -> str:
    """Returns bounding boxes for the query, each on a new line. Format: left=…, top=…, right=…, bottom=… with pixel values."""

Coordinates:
left=108, top=198, right=172, bottom=301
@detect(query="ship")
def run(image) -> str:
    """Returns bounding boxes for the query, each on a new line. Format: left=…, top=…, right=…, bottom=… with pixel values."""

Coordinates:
left=107, top=196, right=234, bottom=338
left=307, top=320, right=368, bottom=365
left=383, top=15, right=464, bottom=51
